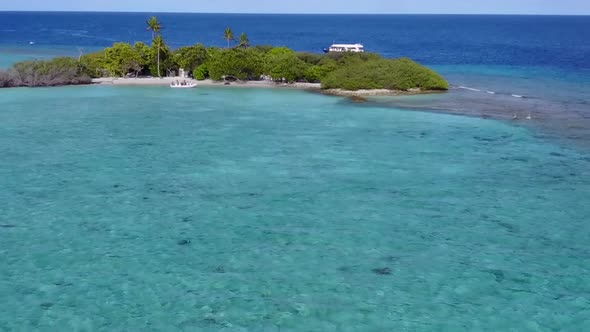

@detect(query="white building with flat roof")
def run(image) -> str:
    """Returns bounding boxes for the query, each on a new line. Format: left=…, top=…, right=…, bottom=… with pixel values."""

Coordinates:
left=324, top=43, right=365, bottom=53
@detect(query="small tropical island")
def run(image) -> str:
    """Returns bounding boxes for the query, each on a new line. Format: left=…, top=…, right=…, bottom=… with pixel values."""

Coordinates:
left=0, top=17, right=448, bottom=96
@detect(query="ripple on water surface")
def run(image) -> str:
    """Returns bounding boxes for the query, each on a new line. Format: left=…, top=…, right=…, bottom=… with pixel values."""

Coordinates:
left=0, top=86, right=589, bottom=331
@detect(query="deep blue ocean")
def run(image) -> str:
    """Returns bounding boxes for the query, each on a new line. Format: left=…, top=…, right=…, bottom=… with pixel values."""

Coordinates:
left=1, top=12, right=590, bottom=331
left=1, top=12, right=589, bottom=69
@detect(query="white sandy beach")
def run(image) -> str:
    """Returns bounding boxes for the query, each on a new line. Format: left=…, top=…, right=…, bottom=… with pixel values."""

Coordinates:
left=90, top=77, right=437, bottom=97
left=92, top=77, right=322, bottom=90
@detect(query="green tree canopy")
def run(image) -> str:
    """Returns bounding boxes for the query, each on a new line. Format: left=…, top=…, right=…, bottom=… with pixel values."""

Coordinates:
left=80, top=50, right=106, bottom=78
left=193, top=63, right=208, bottom=80
left=297, top=52, right=324, bottom=65
left=133, top=42, right=151, bottom=75
left=266, top=47, right=295, bottom=57
left=172, top=44, right=209, bottom=71
left=207, top=48, right=265, bottom=81
left=103, top=42, right=144, bottom=77
left=266, top=52, right=308, bottom=82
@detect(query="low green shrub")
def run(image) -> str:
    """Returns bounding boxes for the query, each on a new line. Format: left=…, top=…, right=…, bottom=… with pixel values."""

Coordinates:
left=193, top=63, right=208, bottom=80
left=321, top=57, right=448, bottom=91
left=2, top=57, right=91, bottom=87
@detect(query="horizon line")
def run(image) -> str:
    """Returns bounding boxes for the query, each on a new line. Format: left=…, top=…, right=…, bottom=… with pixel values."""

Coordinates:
left=1, top=10, right=589, bottom=16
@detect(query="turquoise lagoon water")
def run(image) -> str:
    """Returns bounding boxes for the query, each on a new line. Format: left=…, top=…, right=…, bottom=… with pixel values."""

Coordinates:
left=1, top=86, right=589, bottom=331
left=0, top=46, right=78, bottom=69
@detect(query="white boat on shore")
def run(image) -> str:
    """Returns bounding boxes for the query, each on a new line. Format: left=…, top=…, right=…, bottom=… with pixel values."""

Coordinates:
left=323, top=43, right=365, bottom=53
left=170, top=81, right=197, bottom=88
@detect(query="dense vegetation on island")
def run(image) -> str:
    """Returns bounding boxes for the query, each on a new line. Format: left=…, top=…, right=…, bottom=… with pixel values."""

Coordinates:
left=0, top=57, right=91, bottom=87
left=0, top=16, right=448, bottom=91
left=321, top=57, right=448, bottom=91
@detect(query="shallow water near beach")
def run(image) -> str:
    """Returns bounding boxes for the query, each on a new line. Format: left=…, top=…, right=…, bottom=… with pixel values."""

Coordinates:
left=1, top=86, right=589, bottom=331
left=0, top=46, right=77, bottom=69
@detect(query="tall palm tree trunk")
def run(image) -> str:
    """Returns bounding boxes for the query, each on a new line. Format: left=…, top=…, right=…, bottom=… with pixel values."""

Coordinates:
left=157, top=46, right=161, bottom=78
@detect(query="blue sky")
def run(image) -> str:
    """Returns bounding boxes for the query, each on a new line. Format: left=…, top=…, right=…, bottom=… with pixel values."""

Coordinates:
left=1, top=0, right=589, bottom=15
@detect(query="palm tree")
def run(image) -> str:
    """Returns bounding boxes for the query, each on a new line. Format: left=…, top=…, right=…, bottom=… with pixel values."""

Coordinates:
left=238, top=33, right=250, bottom=48
left=224, top=27, right=234, bottom=48
left=146, top=16, right=161, bottom=39
left=152, top=35, right=166, bottom=77
left=146, top=16, right=162, bottom=77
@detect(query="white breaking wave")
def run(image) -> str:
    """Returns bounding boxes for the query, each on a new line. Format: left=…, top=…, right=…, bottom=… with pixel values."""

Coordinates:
left=458, top=86, right=482, bottom=92
left=456, top=85, right=528, bottom=99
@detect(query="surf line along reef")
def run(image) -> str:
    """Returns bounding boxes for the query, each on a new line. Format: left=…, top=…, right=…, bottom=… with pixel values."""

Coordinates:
left=0, top=18, right=448, bottom=96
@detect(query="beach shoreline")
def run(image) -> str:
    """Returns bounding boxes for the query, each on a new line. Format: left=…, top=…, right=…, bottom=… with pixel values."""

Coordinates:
left=91, top=77, right=445, bottom=97
left=91, top=77, right=323, bottom=90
